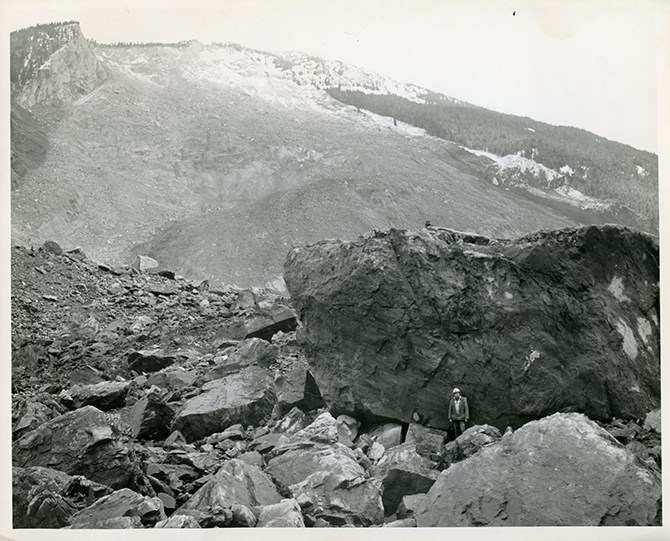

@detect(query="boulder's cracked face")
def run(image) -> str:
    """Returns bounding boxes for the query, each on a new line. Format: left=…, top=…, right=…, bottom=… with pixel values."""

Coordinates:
left=285, top=225, right=660, bottom=430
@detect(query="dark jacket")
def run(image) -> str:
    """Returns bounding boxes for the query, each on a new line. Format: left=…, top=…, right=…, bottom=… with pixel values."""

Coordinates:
left=448, top=396, right=469, bottom=421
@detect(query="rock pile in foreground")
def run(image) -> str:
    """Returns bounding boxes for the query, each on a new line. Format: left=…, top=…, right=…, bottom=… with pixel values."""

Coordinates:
left=416, top=413, right=662, bottom=527
left=11, top=233, right=662, bottom=528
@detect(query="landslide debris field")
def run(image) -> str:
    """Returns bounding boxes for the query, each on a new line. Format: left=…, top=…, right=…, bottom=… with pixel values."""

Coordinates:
left=11, top=225, right=662, bottom=528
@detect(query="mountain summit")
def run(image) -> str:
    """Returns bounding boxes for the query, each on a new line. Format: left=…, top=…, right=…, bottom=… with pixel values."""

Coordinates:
left=10, top=22, right=658, bottom=287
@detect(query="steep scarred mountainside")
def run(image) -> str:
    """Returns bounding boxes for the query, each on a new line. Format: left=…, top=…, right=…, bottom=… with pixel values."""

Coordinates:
left=284, top=225, right=660, bottom=430
left=11, top=22, right=106, bottom=109
left=10, top=22, right=658, bottom=287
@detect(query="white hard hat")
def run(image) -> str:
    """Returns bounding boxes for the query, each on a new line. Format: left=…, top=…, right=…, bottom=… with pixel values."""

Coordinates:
left=452, top=388, right=460, bottom=394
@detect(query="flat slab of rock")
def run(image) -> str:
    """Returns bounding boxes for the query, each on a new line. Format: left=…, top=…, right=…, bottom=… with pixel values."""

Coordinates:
left=175, top=459, right=281, bottom=516
left=284, top=226, right=660, bottom=429
left=245, top=305, right=297, bottom=341
left=68, top=380, right=131, bottom=411
left=147, top=369, right=196, bottom=390
left=202, top=338, right=277, bottom=382
left=13, top=405, right=141, bottom=489
left=172, top=365, right=275, bottom=442
left=415, top=413, right=662, bottom=526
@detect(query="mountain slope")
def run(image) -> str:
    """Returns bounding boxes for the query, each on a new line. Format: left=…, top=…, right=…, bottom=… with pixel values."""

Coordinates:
left=326, top=89, right=658, bottom=232
left=10, top=23, right=658, bottom=288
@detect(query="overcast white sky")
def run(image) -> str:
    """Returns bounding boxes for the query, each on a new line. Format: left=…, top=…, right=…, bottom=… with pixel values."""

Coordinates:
left=2, top=0, right=668, bottom=153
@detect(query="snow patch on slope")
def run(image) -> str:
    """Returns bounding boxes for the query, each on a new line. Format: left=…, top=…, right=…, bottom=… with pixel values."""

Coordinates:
left=462, top=147, right=560, bottom=183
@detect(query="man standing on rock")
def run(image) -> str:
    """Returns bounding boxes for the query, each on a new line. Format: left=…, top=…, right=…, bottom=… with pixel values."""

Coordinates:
left=449, top=388, right=469, bottom=438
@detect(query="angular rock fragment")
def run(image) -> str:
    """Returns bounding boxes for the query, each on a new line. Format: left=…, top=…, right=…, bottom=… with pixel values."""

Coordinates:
left=336, top=414, right=360, bottom=446
left=128, top=390, right=175, bottom=440
left=175, top=459, right=281, bottom=516
left=441, top=424, right=501, bottom=465
left=274, top=366, right=325, bottom=413
left=367, top=422, right=403, bottom=450
left=202, top=338, right=277, bottom=382
left=371, top=443, right=438, bottom=515
left=12, top=400, right=54, bottom=438
left=13, top=467, right=76, bottom=528
left=172, top=365, right=275, bottom=442
left=147, top=369, right=196, bottom=390
left=266, top=442, right=365, bottom=490
left=383, top=518, right=417, bottom=527
left=290, top=411, right=338, bottom=445
left=128, top=350, right=176, bottom=374
left=71, top=516, right=143, bottom=529
left=257, top=498, right=305, bottom=527
left=132, top=255, right=159, bottom=273
left=154, top=515, right=201, bottom=528
left=415, top=413, right=662, bottom=526
left=644, top=409, right=661, bottom=433
left=396, top=493, right=427, bottom=519
left=405, top=423, right=446, bottom=458
left=69, top=488, right=165, bottom=528
left=275, top=406, right=307, bottom=435
left=245, top=305, right=298, bottom=341
left=218, top=304, right=297, bottom=341
left=290, top=471, right=384, bottom=527
left=68, top=380, right=131, bottom=411
left=13, top=406, right=141, bottom=489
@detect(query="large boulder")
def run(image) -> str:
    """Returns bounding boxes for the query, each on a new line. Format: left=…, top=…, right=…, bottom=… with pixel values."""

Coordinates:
left=13, top=406, right=142, bottom=489
left=175, top=459, right=282, bottom=517
left=172, top=365, right=275, bottom=442
left=415, top=413, right=662, bottom=526
left=284, top=226, right=659, bottom=429
left=370, top=443, right=438, bottom=515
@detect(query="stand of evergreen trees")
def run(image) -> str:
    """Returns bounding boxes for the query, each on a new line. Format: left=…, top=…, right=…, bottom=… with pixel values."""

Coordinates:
left=327, top=89, right=658, bottom=232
